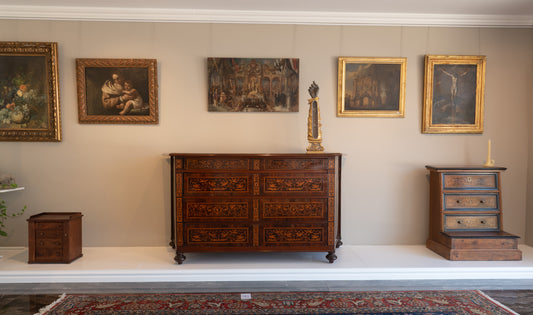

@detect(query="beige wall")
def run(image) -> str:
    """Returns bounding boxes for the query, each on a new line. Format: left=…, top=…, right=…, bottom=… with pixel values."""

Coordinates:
left=528, top=29, right=533, bottom=245
left=1, top=20, right=532, bottom=247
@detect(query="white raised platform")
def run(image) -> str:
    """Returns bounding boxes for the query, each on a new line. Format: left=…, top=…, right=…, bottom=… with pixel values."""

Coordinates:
left=1, top=245, right=533, bottom=283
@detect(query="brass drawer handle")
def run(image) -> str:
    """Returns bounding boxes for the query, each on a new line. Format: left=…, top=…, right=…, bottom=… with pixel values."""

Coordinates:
left=480, top=200, right=485, bottom=204
left=456, top=200, right=461, bottom=204
left=467, top=177, right=472, bottom=182
left=456, top=219, right=463, bottom=225
left=480, top=220, right=486, bottom=224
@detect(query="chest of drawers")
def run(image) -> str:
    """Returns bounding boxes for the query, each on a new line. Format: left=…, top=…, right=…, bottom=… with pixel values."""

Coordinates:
left=27, top=212, right=83, bottom=263
left=169, top=153, right=342, bottom=264
left=425, top=166, right=521, bottom=260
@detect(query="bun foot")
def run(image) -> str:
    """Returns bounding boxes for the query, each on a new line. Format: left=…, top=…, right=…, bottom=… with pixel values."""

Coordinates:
left=326, top=251, right=337, bottom=263
left=174, top=252, right=186, bottom=264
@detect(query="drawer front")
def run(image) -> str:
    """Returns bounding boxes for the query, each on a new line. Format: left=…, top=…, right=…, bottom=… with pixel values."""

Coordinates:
left=261, top=174, right=329, bottom=195
left=444, top=194, right=499, bottom=210
left=35, top=223, right=63, bottom=239
left=35, top=239, right=63, bottom=259
left=261, top=223, right=328, bottom=246
left=261, top=198, right=328, bottom=220
left=184, top=224, right=252, bottom=246
left=182, top=198, right=252, bottom=221
left=182, top=158, right=251, bottom=171
left=444, top=215, right=499, bottom=231
left=183, top=173, right=252, bottom=196
left=443, top=173, right=498, bottom=190
left=263, top=158, right=331, bottom=171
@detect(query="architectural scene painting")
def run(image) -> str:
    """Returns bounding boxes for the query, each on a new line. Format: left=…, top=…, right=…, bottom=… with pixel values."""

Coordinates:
left=344, top=63, right=401, bottom=111
left=208, top=58, right=299, bottom=112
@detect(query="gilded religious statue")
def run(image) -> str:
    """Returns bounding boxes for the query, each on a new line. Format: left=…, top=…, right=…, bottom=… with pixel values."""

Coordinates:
left=306, top=81, right=325, bottom=153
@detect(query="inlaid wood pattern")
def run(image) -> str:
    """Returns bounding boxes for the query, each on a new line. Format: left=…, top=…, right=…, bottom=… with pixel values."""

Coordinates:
left=176, top=174, right=182, bottom=195
left=171, top=153, right=341, bottom=264
left=443, top=174, right=497, bottom=189
left=253, top=174, right=260, bottom=195
left=186, top=176, right=249, bottom=193
left=253, top=200, right=259, bottom=221
left=328, top=174, right=335, bottom=196
left=444, top=215, right=499, bottom=230
left=264, top=159, right=325, bottom=170
left=328, top=198, right=335, bottom=221
left=176, top=198, right=183, bottom=222
left=262, top=200, right=326, bottom=218
left=263, top=227, right=324, bottom=243
left=253, top=225, right=259, bottom=246
left=176, top=223, right=183, bottom=246
left=185, top=159, right=249, bottom=170
left=188, top=228, right=248, bottom=243
left=185, top=202, right=249, bottom=219
left=263, top=176, right=325, bottom=193
left=444, top=194, right=498, bottom=209
left=328, top=222, right=335, bottom=246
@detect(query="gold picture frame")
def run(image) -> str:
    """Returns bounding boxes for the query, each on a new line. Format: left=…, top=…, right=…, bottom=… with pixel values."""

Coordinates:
left=76, top=58, right=158, bottom=124
left=337, top=57, right=406, bottom=117
left=422, top=55, right=486, bottom=134
left=0, top=42, right=61, bottom=141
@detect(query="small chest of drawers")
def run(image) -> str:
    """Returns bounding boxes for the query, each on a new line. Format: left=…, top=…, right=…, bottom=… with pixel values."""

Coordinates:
left=28, top=212, right=83, bottom=263
left=425, top=166, right=521, bottom=261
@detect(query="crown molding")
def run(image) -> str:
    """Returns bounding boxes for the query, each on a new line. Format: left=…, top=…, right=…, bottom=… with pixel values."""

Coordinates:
left=1, top=5, right=532, bottom=27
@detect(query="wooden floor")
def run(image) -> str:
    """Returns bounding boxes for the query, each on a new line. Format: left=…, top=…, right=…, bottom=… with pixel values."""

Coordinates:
left=0, top=282, right=531, bottom=314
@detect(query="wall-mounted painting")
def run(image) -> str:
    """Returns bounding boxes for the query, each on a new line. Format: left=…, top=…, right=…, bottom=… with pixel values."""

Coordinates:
left=76, top=58, right=158, bottom=124
left=208, top=58, right=299, bottom=112
left=422, top=55, right=486, bottom=134
left=0, top=42, right=61, bottom=141
left=337, top=57, right=406, bottom=118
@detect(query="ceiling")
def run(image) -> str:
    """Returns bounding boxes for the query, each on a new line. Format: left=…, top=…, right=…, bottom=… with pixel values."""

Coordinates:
left=1, top=0, right=533, bottom=27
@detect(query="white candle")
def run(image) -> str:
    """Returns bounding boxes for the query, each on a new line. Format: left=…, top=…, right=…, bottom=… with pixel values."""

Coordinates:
left=484, top=139, right=495, bottom=167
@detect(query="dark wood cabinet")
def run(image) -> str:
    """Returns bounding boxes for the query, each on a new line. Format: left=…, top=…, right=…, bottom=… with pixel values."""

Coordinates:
left=170, top=153, right=342, bottom=264
left=425, top=166, right=521, bottom=261
left=28, top=212, right=83, bottom=264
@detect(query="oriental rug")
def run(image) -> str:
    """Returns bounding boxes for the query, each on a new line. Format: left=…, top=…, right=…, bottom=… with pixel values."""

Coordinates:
left=38, top=290, right=517, bottom=314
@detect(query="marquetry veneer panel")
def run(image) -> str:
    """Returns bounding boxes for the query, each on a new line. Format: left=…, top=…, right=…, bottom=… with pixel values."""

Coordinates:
left=170, top=153, right=342, bottom=264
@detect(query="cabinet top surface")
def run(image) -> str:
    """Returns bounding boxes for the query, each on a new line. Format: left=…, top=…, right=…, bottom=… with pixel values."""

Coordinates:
left=170, top=153, right=342, bottom=157
left=28, top=212, right=83, bottom=221
left=425, top=165, right=506, bottom=171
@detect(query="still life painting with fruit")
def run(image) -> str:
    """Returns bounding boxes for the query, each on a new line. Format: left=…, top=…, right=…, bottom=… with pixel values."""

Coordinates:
left=0, top=55, right=48, bottom=130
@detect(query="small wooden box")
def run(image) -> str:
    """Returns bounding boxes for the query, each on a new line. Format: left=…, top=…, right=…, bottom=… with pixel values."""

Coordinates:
left=28, top=212, right=83, bottom=263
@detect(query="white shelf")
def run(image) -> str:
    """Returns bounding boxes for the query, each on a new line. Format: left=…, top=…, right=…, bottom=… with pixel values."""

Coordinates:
left=0, top=187, right=24, bottom=194
left=1, top=245, right=533, bottom=284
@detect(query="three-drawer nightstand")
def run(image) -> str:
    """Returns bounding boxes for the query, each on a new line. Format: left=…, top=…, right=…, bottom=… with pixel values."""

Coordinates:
left=425, top=166, right=521, bottom=261
left=28, top=212, right=83, bottom=263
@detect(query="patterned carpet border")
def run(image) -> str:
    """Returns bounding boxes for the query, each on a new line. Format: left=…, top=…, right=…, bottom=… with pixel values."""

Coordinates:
left=39, top=290, right=518, bottom=314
